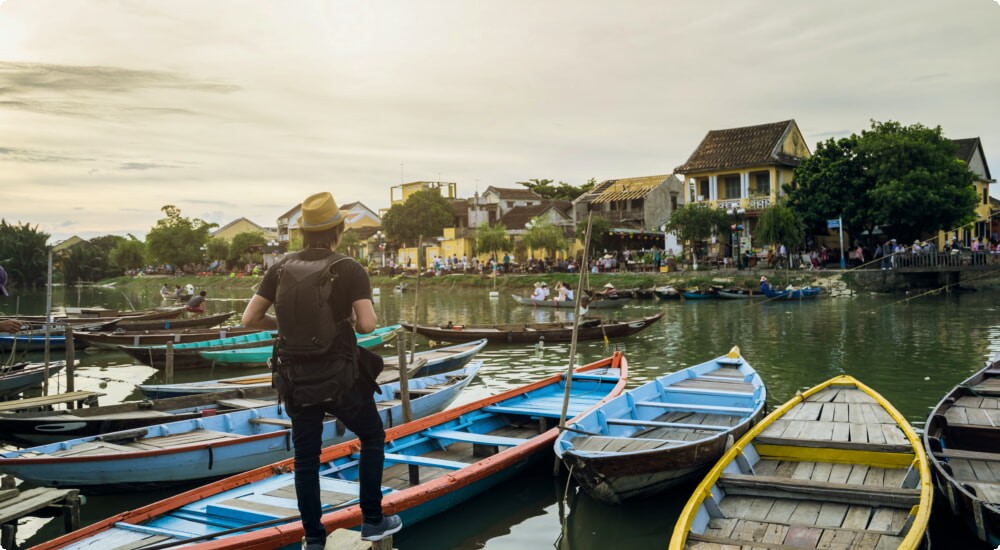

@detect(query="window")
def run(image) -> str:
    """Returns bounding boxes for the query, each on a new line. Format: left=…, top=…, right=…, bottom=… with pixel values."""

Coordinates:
left=671, top=194, right=678, bottom=211
left=632, top=198, right=644, bottom=210
left=698, top=179, right=710, bottom=201
left=984, top=188, right=989, bottom=205
left=755, top=172, right=770, bottom=195
left=724, top=176, right=740, bottom=199
left=507, top=201, right=514, bottom=208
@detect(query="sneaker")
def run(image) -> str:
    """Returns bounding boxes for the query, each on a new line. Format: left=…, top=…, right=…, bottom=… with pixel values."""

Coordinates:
left=361, top=514, right=403, bottom=541
left=301, top=539, right=325, bottom=550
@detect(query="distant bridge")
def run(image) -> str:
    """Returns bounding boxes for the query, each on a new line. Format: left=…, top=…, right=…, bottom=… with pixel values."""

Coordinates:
left=848, top=252, right=1000, bottom=292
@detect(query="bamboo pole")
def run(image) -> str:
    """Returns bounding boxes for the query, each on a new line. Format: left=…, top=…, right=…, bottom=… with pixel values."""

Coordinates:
left=43, top=249, right=53, bottom=395
left=64, top=326, right=75, bottom=404
left=165, top=341, right=175, bottom=384
left=409, top=235, right=423, bottom=365
left=396, top=329, right=412, bottom=423
left=553, top=213, right=593, bottom=476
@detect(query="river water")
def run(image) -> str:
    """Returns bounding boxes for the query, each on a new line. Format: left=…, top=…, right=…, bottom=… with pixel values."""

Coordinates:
left=6, top=281, right=999, bottom=549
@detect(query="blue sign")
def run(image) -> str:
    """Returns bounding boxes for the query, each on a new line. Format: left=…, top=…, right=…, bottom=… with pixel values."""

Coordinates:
left=827, top=219, right=840, bottom=229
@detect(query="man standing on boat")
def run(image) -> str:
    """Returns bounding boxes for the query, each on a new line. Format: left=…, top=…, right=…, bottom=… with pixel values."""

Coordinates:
left=242, top=192, right=401, bottom=548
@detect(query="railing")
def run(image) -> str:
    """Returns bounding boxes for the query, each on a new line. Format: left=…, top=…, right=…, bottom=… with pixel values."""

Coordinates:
left=704, top=197, right=773, bottom=211
left=881, top=252, right=1000, bottom=269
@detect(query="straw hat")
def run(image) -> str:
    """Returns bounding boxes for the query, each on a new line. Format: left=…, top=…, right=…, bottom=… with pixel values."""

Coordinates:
left=533, top=282, right=542, bottom=287
left=603, top=283, right=615, bottom=289
left=541, top=282, right=548, bottom=287
left=299, top=192, right=346, bottom=232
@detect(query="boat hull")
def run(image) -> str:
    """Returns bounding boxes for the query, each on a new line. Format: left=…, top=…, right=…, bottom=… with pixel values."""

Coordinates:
left=510, top=294, right=630, bottom=309
left=73, top=328, right=262, bottom=350
left=0, top=362, right=66, bottom=398
left=399, top=313, right=663, bottom=344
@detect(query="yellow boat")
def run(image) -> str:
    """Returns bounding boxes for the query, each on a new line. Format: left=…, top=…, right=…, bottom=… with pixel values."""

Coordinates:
left=670, top=375, right=932, bottom=549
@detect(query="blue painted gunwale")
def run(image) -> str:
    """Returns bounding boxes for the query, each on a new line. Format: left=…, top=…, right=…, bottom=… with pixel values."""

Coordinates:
left=42, top=353, right=627, bottom=550
left=195, top=325, right=402, bottom=366
left=0, top=364, right=481, bottom=490
left=0, top=334, right=81, bottom=352
left=761, top=286, right=823, bottom=300
left=138, top=339, right=488, bottom=399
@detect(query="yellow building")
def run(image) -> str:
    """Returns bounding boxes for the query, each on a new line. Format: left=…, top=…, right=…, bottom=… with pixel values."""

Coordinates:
left=938, top=137, right=995, bottom=247
left=675, top=119, right=811, bottom=255
left=51, top=235, right=89, bottom=254
left=211, top=218, right=277, bottom=243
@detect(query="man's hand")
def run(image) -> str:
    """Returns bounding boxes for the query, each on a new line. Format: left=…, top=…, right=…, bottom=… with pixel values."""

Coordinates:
left=0, top=319, right=21, bottom=333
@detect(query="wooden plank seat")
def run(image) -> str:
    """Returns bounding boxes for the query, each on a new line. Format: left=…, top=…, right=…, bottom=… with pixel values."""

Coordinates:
left=248, top=417, right=293, bottom=428
left=568, top=435, right=680, bottom=453
left=934, top=448, right=1000, bottom=463
left=718, top=473, right=921, bottom=507
left=636, top=401, right=755, bottom=415
left=661, top=386, right=756, bottom=398
left=423, top=429, right=525, bottom=447
left=482, top=404, right=565, bottom=418
left=136, top=430, right=242, bottom=449
left=215, top=398, right=274, bottom=409
left=0, top=391, right=105, bottom=412
left=380, top=452, right=468, bottom=471
left=605, top=418, right=730, bottom=431
left=687, top=524, right=904, bottom=550
left=754, top=435, right=912, bottom=455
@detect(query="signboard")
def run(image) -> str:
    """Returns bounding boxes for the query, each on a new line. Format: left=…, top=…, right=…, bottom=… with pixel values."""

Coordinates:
left=827, top=219, right=840, bottom=229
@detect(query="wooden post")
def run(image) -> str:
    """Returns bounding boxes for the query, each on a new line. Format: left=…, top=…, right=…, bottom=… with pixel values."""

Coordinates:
left=1, top=523, right=15, bottom=550
left=62, top=492, right=81, bottom=533
left=396, top=330, right=412, bottom=423
left=43, top=249, right=54, bottom=396
left=165, top=341, right=175, bottom=384
left=409, top=235, right=423, bottom=365
left=64, top=326, right=75, bottom=402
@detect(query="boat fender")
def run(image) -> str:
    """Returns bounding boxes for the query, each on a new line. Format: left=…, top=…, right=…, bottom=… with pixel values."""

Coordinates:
left=208, top=445, right=214, bottom=470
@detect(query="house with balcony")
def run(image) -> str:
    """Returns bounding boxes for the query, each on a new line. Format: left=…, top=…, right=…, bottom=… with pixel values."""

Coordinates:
left=572, top=174, right=684, bottom=253
left=674, top=119, right=810, bottom=257
left=944, top=137, right=995, bottom=247
left=468, top=186, right=544, bottom=228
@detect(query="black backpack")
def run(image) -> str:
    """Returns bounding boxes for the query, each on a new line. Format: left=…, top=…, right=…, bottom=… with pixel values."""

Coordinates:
left=273, top=251, right=351, bottom=358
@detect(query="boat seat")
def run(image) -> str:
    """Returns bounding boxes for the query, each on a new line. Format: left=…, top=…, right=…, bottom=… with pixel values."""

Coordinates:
left=934, top=448, right=1000, bottom=463
left=216, top=398, right=273, bottom=409
left=661, top=387, right=755, bottom=398
left=248, top=417, right=293, bottom=428
left=424, top=429, right=525, bottom=447
left=567, top=373, right=620, bottom=382
left=718, top=473, right=921, bottom=508
left=636, top=401, right=755, bottom=414
left=482, top=404, right=564, bottom=419
left=381, top=452, right=468, bottom=470
left=605, top=418, right=730, bottom=430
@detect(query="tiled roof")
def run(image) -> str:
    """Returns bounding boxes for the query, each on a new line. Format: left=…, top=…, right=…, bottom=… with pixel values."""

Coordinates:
left=953, top=138, right=979, bottom=164
left=486, top=186, right=543, bottom=200
left=500, top=201, right=572, bottom=229
left=675, top=119, right=802, bottom=173
left=450, top=198, right=469, bottom=217
left=579, top=175, right=676, bottom=205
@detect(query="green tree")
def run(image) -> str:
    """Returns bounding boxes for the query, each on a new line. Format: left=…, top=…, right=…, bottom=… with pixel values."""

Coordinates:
left=109, top=236, right=146, bottom=273
left=88, top=235, right=127, bottom=279
left=789, top=120, right=979, bottom=244
left=576, top=215, right=613, bottom=256
left=60, top=242, right=106, bottom=284
left=523, top=217, right=568, bottom=258
left=145, top=206, right=217, bottom=270
left=474, top=223, right=510, bottom=257
left=516, top=178, right=596, bottom=201
left=0, top=220, right=50, bottom=289
left=339, top=230, right=362, bottom=259
left=755, top=201, right=807, bottom=252
left=205, top=237, right=229, bottom=266
left=663, top=204, right=730, bottom=269
left=228, top=231, right=267, bottom=265
left=382, top=189, right=454, bottom=246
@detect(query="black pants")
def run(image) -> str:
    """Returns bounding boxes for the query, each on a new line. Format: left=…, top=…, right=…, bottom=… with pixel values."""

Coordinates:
left=290, top=387, right=386, bottom=543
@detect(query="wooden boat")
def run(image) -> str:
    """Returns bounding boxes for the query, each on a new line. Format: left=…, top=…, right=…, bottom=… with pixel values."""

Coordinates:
left=196, top=326, right=401, bottom=368
left=38, top=353, right=626, bottom=549
left=16, top=307, right=185, bottom=324
left=139, top=339, right=489, bottom=399
left=399, top=313, right=664, bottom=344
left=510, top=294, right=631, bottom=309
left=654, top=286, right=681, bottom=300
left=924, top=358, right=1000, bottom=546
left=0, top=362, right=66, bottom=398
left=0, top=385, right=279, bottom=446
left=72, top=327, right=262, bottom=350
left=717, top=288, right=766, bottom=299
left=554, top=346, right=765, bottom=504
left=111, top=311, right=235, bottom=332
left=0, top=365, right=482, bottom=490
left=670, top=375, right=932, bottom=550
left=119, top=331, right=279, bottom=369
left=681, top=289, right=720, bottom=300
left=0, top=333, right=84, bottom=352
left=762, top=285, right=823, bottom=300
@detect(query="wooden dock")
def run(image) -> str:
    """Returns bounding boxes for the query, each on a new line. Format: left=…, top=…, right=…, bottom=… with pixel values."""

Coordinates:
left=0, top=475, right=81, bottom=550
left=327, top=528, right=396, bottom=549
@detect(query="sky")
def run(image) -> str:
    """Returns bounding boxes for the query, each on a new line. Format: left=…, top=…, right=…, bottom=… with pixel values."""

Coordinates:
left=1, top=0, right=998, bottom=244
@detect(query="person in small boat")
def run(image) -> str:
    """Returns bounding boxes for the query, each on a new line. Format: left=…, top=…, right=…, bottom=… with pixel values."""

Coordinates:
left=759, top=276, right=771, bottom=292
left=541, top=281, right=550, bottom=299
left=530, top=282, right=545, bottom=301
left=242, top=191, right=401, bottom=546
left=159, top=283, right=171, bottom=298
left=601, top=282, right=618, bottom=299
left=185, top=290, right=207, bottom=313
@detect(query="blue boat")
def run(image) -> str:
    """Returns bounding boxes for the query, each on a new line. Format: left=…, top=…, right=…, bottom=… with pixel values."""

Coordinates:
left=554, top=346, right=766, bottom=504
left=0, top=333, right=82, bottom=352
left=761, top=286, right=823, bottom=300
left=119, top=330, right=278, bottom=369
left=680, top=289, right=721, bottom=300
left=196, top=325, right=401, bottom=368
left=0, top=361, right=66, bottom=398
left=138, top=339, right=489, bottom=399
left=0, top=364, right=481, bottom=490
left=39, top=353, right=626, bottom=550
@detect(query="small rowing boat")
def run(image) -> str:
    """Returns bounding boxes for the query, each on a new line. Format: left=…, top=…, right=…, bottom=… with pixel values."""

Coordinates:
left=399, top=313, right=663, bottom=344
left=0, top=365, right=481, bottom=491
left=73, top=327, right=262, bottom=350
left=0, top=333, right=83, bottom=352
left=924, top=357, right=1000, bottom=546
left=555, top=346, right=765, bottom=503
left=510, top=294, right=630, bottom=309
left=761, top=285, right=823, bottom=300
left=196, top=326, right=400, bottom=368
left=112, top=311, right=235, bottom=332
left=119, top=331, right=278, bottom=369
left=37, top=354, right=625, bottom=549
left=670, top=375, right=932, bottom=550
left=138, top=339, right=489, bottom=399
left=717, top=288, right=766, bottom=299
left=0, top=362, right=66, bottom=398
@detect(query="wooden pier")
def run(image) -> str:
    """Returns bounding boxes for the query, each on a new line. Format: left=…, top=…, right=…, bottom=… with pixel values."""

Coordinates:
left=327, top=528, right=396, bottom=549
left=0, top=476, right=81, bottom=550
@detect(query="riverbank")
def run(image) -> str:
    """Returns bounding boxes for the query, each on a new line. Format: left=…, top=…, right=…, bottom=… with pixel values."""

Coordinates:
left=98, top=269, right=829, bottom=295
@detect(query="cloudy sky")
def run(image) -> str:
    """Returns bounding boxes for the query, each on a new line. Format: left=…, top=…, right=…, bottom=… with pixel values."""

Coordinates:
left=1, top=0, right=998, bottom=244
